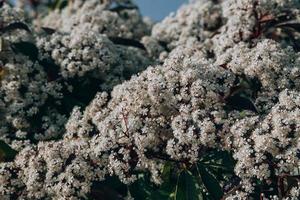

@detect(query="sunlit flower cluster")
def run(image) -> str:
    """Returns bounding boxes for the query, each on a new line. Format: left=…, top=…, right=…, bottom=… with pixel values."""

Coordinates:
left=1, top=0, right=300, bottom=199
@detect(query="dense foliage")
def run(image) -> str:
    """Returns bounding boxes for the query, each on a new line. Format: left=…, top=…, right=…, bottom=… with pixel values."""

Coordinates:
left=1, top=0, right=300, bottom=199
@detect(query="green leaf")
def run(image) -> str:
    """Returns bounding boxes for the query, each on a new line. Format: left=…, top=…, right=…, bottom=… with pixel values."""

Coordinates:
left=276, top=21, right=300, bottom=32
left=129, top=163, right=180, bottom=200
left=1, top=22, right=31, bottom=33
left=50, top=0, right=68, bottom=10
left=39, top=58, right=60, bottom=81
left=162, top=162, right=172, bottom=180
left=200, top=150, right=235, bottom=171
left=129, top=163, right=179, bottom=199
left=226, top=94, right=257, bottom=112
left=11, top=41, right=39, bottom=61
left=108, top=37, right=146, bottom=50
left=0, top=140, right=17, bottom=162
left=174, top=170, right=203, bottom=200
left=90, top=176, right=127, bottom=200
left=197, top=164, right=223, bottom=200
left=108, top=3, right=138, bottom=12
left=41, top=27, right=56, bottom=35
left=129, top=174, right=153, bottom=199
left=61, top=92, right=86, bottom=113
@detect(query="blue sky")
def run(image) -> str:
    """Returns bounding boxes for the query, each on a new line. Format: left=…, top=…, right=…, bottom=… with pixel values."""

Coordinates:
left=135, top=0, right=187, bottom=21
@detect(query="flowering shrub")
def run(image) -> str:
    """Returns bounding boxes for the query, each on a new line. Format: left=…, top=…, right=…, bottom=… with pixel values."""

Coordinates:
left=1, top=0, right=300, bottom=199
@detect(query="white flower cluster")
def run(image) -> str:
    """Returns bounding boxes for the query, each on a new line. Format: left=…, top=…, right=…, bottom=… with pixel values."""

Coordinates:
left=0, top=0, right=154, bottom=150
left=0, top=4, right=66, bottom=150
left=38, top=0, right=152, bottom=39
left=37, top=28, right=152, bottom=86
left=152, top=0, right=223, bottom=50
left=227, top=89, right=300, bottom=194
left=1, top=0, right=300, bottom=199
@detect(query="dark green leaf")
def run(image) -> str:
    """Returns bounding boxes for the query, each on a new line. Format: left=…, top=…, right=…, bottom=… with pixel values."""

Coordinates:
left=90, top=176, right=127, bottom=200
left=108, top=37, right=146, bottom=50
left=129, top=174, right=154, bottom=199
left=1, top=22, right=31, bottom=33
left=39, top=58, right=60, bottom=81
left=41, top=27, right=56, bottom=35
left=200, top=150, right=235, bottom=169
left=51, top=0, right=68, bottom=10
left=199, top=150, right=236, bottom=188
left=276, top=21, right=300, bottom=32
left=198, top=164, right=223, bottom=200
left=174, top=171, right=203, bottom=200
left=280, top=28, right=300, bottom=51
left=11, top=41, right=39, bottom=61
left=226, top=94, right=258, bottom=112
left=109, top=3, right=138, bottom=12
left=62, top=94, right=86, bottom=113
left=148, top=163, right=178, bottom=199
left=0, top=140, right=17, bottom=162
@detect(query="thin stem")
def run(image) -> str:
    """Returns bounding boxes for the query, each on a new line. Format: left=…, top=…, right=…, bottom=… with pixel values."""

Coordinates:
left=174, top=171, right=182, bottom=200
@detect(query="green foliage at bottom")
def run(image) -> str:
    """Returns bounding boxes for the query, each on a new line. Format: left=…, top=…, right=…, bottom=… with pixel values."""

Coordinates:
left=90, top=150, right=236, bottom=200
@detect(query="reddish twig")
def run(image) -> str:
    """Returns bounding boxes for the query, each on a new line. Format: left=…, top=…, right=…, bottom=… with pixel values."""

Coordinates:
left=121, top=108, right=129, bottom=138
left=221, top=185, right=242, bottom=200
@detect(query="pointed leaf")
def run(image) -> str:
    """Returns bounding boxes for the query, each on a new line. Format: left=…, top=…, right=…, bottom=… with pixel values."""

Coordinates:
left=11, top=41, right=39, bottom=61
left=108, top=37, right=146, bottom=50
left=0, top=140, right=17, bottom=162
left=90, top=176, right=127, bottom=200
left=109, top=3, right=138, bottom=12
left=198, top=164, right=223, bottom=200
left=53, top=0, right=68, bottom=10
left=1, top=22, right=31, bottom=33
left=148, top=163, right=179, bottom=199
left=226, top=94, right=258, bottom=112
left=276, top=21, right=300, bottom=32
left=175, top=171, right=203, bottom=200
left=41, top=27, right=56, bottom=35
left=129, top=174, right=153, bottom=199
